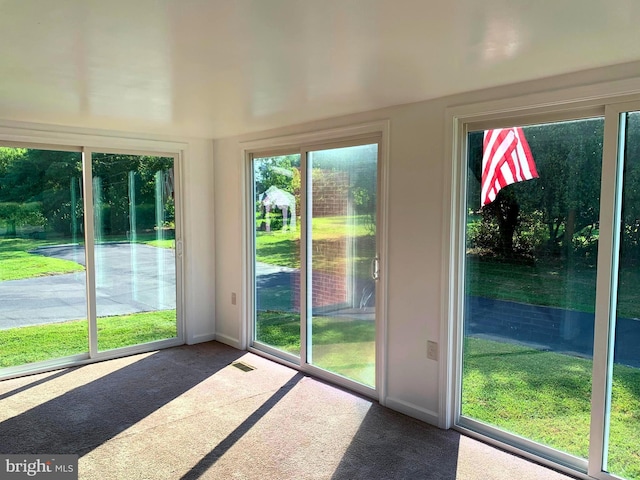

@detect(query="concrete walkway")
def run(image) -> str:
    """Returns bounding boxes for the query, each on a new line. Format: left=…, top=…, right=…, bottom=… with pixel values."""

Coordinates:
left=0, top=244, right=175, bottom=329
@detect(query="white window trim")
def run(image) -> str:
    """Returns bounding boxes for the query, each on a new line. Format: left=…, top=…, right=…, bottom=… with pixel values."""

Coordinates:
left=0, top=119, right=187, bottom=153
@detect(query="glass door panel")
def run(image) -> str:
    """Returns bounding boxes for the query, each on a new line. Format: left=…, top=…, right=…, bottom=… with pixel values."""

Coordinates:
left=308, top=144, right=378, bottom=387
left=92, top=153, right=177, bottom=351
left=0, top=147, right=87, bottom=367
left=605, top=111, right=640, bottom=480
left=252, top=154, right=301, bottom=357
left=462, top=119, right=604, bottom=458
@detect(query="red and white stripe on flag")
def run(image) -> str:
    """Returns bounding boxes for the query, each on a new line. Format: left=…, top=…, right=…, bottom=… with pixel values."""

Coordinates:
left=481, top=127, right=538, bottom=206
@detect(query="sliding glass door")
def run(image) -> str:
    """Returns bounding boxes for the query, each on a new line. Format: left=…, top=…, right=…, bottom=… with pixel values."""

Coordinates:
left=307, top=144, right=378, bottom=387
left=252, top=153, right=301, bottom=358
left=456, top=104, right=640, bottom=479
left=0, top=147, right=87, bottom=368
left=461, top=118, right=603, bottom=464
left=91, top=153, right=178, bottom=352
left=0, top=146, right=182, bottom=377
left=251, top=140, right=380, bottom=391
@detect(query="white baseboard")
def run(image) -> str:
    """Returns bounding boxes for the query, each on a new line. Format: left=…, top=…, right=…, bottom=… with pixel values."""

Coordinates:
left=212, top=333, right=241, bottom=349
left=384, top=396, right=439, bottom=427
left=186, top=333, right=216, bottom=345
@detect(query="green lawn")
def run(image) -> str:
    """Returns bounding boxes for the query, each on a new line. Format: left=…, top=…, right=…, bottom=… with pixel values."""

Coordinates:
left=463, top=337, right=640, bottom=479
left=97, top=233, right=176, bottom=250
left=465, top=256, right=597, bottom=313
left=466, top=255, right=640, bottom=318
left=255, top=230, right=299, bottom=268
left=0, top=310, right=177, bottom=367
left=255, top=215, right=375, bottom=280
left=144, top=239, right=175, bottom=249
left=256, top=311, right=375, bottom=386
left=256, top=311, right=301, bottom=354
left=0, top=235, right=174, bottom=283
left=0, top=238, right=84, bottom=281
left=255, top=215, right=374, bottom=266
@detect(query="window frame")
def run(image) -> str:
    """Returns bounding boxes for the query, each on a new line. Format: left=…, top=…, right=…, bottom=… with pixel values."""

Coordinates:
left=241, top=121, right=390, bottom=401
left=0, top=124, right=187, bottom=381
left=443, top=85, right=640, bottom=479
left=83, top=147, right=185, bottom=359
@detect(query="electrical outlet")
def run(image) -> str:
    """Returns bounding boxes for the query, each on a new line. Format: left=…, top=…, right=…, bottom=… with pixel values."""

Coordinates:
left=231, top=292, right=237, bottom=305
left=427, top=341, right=439, bottom=361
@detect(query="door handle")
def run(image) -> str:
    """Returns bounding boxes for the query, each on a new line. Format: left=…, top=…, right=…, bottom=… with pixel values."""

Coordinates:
left=371, top=255, right=380, bottom=281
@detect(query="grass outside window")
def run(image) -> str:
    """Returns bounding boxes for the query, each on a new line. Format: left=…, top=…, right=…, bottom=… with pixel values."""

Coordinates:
left=0, top=310, right=177, bottom=368
left=256, top=311, right=375, bottom=387
left=463, top=337, right=640, bottom=479
left=0, top=238, right=84, bottom=281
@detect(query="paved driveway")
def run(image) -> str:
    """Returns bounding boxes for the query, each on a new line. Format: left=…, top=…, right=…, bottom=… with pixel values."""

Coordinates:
left=0, top=243, right=175, bottom=329
left=467, top=295, right=640, bottom=367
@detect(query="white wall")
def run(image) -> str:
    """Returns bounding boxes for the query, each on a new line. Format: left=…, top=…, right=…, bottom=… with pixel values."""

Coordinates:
left=212, top=61, right=640, bottom=425
left=181, top=138, right=216, bottom=344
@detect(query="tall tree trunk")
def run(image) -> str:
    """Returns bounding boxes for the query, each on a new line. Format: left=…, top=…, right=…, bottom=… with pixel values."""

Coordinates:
left=486, top=191, right=520, bottom=256
left=564, top=208, right=576, bottom=258
left=496, top=199, right=519, bottom=255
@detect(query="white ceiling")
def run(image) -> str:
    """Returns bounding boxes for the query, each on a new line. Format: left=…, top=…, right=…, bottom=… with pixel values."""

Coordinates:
left=1, top=0, right=640, bottom=139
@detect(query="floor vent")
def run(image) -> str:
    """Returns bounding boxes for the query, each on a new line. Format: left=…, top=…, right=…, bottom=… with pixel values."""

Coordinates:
left=231, top=361, right=256, bottom=372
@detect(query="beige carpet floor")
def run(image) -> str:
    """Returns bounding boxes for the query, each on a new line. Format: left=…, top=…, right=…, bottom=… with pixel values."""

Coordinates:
left=0, top=341, right=578, bottom=479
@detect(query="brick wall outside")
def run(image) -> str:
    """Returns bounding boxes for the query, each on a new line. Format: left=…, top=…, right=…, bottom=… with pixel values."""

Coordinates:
left=292, top=170, right=351, bottom=310
left=312, top=170, right=349, bottom=218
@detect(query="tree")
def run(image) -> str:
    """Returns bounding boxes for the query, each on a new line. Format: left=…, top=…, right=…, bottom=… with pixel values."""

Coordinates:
left=618, top=112, right=640, bottom=263
left=254, top=155, right=300, bottom=196
left=0, top=147, right=175, bottom=238
left=0, top=147, right=83, bottom=236
left=467, top=118, right=604, bottom=259
left=91, top=153, right=175, bottom=236
left=523, top=119, right=603, bottom=256
left=0, top=202, right=43, bottom=237
left=0, top=148, right=81, bottom=236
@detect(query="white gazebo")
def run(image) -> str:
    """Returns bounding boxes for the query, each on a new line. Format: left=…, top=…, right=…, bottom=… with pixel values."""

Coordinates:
left=260, top=186, right=296, bottom=231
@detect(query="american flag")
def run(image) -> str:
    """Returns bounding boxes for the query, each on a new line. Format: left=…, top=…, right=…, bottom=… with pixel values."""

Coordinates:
left=481, top=127, right=538, bottom=206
